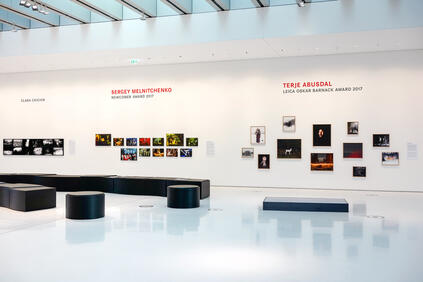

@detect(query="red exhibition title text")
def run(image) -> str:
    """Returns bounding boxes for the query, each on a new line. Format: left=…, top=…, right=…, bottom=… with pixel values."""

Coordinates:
left=111, top=88, right=172, bottom=95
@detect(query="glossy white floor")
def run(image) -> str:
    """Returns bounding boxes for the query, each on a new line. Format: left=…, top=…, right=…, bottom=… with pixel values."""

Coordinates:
left=0, top=186, right=422, bottom=282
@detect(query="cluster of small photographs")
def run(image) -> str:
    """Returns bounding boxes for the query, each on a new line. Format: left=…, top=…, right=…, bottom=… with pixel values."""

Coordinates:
left=3, top=139, right=64, bottom=156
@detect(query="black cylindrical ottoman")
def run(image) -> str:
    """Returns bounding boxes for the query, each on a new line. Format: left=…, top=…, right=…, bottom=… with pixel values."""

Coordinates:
left=66, top=191, right=105, bottom=219
left=167, top=185, right=200, bottom=209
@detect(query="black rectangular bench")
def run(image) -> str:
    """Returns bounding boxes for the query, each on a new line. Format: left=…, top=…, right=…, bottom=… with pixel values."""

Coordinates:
left=0, top=183, right=56, bottom=212
left=263, top=197, right=349, bottom=212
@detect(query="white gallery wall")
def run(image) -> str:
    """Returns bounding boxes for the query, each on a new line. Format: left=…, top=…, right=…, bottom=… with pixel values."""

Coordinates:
left=0, top=49, right=422, bottom=191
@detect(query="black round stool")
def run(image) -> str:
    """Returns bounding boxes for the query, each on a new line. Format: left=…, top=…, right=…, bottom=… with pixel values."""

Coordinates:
left=167, top=185, right=200, bottom=209
left=66, top=191, right=105, bottom=219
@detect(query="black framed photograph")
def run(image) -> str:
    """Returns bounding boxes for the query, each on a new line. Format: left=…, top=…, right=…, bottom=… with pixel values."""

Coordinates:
left=186, top=138, right=198, bottom=147
left=121, top=148, right=137, bottom=161
left=343, top=143, right=363, bottom=159
left=258, top=154, right=270, bottom=169
left=353, top=166, right=366, bottom=177
left=95, top=134, right=111, bottom=146
left=311, top=153, right=334, bottom=171
left=373, top=134, right=390, bottom=147
left=313, top=124, right=331, bottom=146
left=242, top=148, right=254, bottom=158
left=277, top=139, right=301, bottom=159
left=166, top=134, right=184, bottom=146
left=153, top=138, right=164, bottom=146
left=166, top=148, right=178, bottom=157
left=347, top=122, right=359, bottom=135
left=180, top=148, right=192, bottom=158
left=382, top=152, right=399, bottom=166
left=126, top=138, right=138, bottom=146
left=283, top=116, right=296, bottom=132
left=139, top=148, right=151, bottom=157
left=250, top=126, right=266, bottom=145
left=153, top=148, right=165, bottom=157
left=113, top=138, right=124, bottom=146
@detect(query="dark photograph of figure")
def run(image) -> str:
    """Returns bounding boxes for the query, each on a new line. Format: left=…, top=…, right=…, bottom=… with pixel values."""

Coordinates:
left=250, top=126, right=266, bottom=145
left=258, top=154, right=270, bottom=169
left=313, top=124, right=331, bottom=146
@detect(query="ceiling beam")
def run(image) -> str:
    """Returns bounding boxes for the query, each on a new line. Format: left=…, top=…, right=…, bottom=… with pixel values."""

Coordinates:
left=161, top=0, right=192, bottom=15
left=250, top=0, right=270, bottom=8
left=42, top=0, right=91, bottom=24
left=0, top=9, right=30, bottom=29
left=71, top=0, right=123, bottom=21
left=115, top=0, right=156, bottom=17
left=206, top=0, right=230, bottom=11
left=0, top=0, right=59, bottom=26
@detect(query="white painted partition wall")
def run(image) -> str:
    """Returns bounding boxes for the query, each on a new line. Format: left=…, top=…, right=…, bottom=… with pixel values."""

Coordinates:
left=0, top=50, right=422, bottom=191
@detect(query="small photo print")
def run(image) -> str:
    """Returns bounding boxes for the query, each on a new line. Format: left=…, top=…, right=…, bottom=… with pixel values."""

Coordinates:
left=382, top=152, right=399, bottom=166
left=313, top=124, right=331, bottom=147
left=277, top=139, right=301, bottom=159
left=250, top=126, right=266, bottom=145
left=113, top=138, right=124, bottom=146
left=139, top=138, right=151, bottom=146
left=353, top=166, right=366, bottom=177
left=139, top=148, right=151, bottom=157
left=126, top=138, right=138, bottom=146
left=95, top=134, right=111, bottom=146
left=258, top=154, right=270, bottom=169
left=311, top=153, right=334, bottom=171
left=347, top=122, right=359, bottom=135
left=153, top=138, right=164, bottom=146
left=153, top=148, right=165, bottom=157
left=42, top=139, right=54, bottom=155
left=3, top=139, right=13, bottom=155
left=180, top=148, right=192, bottom=158
left=283, top=116, right=296, bottom=132
left=343, top=143, right=363, bottom=159
left=186, top=138, right=198, bottom=147
left=373, top=134, right=390, bottom=147
left=166, top=148, right=178, bottom=157
left=242, top=147, right=254, bottom=158
left=121, top=148, right=137, bottom=161
left=166, top=134, right=184, bottom=146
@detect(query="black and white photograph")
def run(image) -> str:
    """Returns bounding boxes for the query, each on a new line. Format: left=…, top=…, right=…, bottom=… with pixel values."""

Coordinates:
left=313, top=124, right=331, bottom=146
left=347, top=121, right=359, bottom=135
left=242, top=148, right=254, bottom=158
left=373, top=134, right=390, bottom=147
left=3, top=138, right=64, bottom=156
left=258, top=154, right=270, bottom=169
left=283, top=116, right=296, bottom=132
left=250, top=126, right=266, bottom=145
left=382, top=152, right=399, bottom=166
left=277, top=139, right=301, bottom=159
left=353, top=166, right=366, bottom=177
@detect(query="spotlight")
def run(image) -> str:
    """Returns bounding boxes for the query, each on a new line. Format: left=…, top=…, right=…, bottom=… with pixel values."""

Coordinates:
left=19, top=0, right=26, bottom=6
left=32, top=2, right=39, bottom=11
left=141, top=13, right=146, bottom=21
left=24, top=1, right=31, bottom=8
left=297, top=0, right=305, bottom=7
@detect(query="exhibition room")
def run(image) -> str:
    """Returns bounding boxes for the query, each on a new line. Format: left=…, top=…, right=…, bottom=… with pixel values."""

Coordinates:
left=0, top=0, right=422, bottom=281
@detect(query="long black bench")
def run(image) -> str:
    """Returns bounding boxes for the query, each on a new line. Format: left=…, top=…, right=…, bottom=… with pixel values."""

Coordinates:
left=263, top=197, right=349, bottom=212
left=0, top=183, right=56, bottom=212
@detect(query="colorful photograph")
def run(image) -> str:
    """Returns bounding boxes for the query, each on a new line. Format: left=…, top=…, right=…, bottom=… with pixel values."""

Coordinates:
left=113, top=138, right=124, bottom=146
left=153, top=148, right=165, bottom=157
left=242, top=148, right=254, bottom=158
left=373, top=134, right=390, bottom=147
left=95, top=134, right=111, bottom=146
left=277, top=139, right=301, bottom=159
left=283, top=116, right=296, bottom=132
left=382, top=152, right=399, bottom=166
left=166, top=148, right=178, bottom=157
left=343, top=143, right=363, bottom=158
left=139, top=148, right=151, bottom=157
left=347, top=122, right=359, bottom=135
left=258, top=154, right=270, bottom=169
left=250, top=126, right=266, bottom=145
left=139, top=138, right=151, bottom=146
left=313, top=124, right=331, bottom=146
left=180, top=148, right=192, bottom=158
left=153, top=138, right=164, bottom=146
left=353, top=166, right=366, bottom=177
left=186, top=138, right=199, bottom=147
left=121, top=148, right=137, bottom=161
left=126, top=138, right=137, bottom=146
left=166, top=134, right=184, bottom=146
left=311, top=153, right=334, bottom=171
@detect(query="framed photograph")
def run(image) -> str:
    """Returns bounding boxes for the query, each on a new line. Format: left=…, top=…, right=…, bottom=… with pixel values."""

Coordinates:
left=166, top=148, right=178, bottom=157
left=180, top=148, right=192, bottom=158
left=126, top=138, right=137, bottom=146
left=347, top=122, right=359, bottom=135
left=382, top=152, right=399, bottom=166
left=4, top=138, right=64, bottom=156
left=139, top=148, right=151, bottom=157
left=139, top=138, right=151, bottom=146
left=343, top=143, right=363, bottom=158
left=166, top=134, right=184, bottom=146
left=29, top=139, right=43, bottom=155
left=283, top=116, right=296, bottom=132
left=250, top=126, right=266, bottom=145
left=241, top=147, right=254, bottom=158
left=153, top=148, right=165, bottom=157
left=121, top=148, right=137, bottom=161
left=277, top=139, right=301, bottom=159
left=153, top=138, right=164, bottom=146
left=353, top=166, right=366, bottom=177
left=313, top=124, right=331, bottom=146
left=311, top=153, right=334, bottom=171
left=52, top=139, right=64, bottom=156
left=186, top=138, right=198, bottom=147
left=3, top=139, right=13, bottom=155
left=373, top=134, right=390, bottom=147
left=258, top=154, right=270, bottom=169
left=113, top=138, right=124, bottom=146
left=95, top=134, right=111, bottom=146
left=42, top=139, right=54, bottom=155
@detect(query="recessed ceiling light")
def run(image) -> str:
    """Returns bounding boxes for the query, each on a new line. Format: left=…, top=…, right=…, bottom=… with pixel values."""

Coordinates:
left=297, top=0, right=305, bottom=7
left=19, top=0, right=26, bottom=6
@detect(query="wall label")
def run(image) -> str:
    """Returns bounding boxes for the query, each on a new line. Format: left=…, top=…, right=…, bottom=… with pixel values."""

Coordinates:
left=20, top=98, right=46, bottom=103
left=282, top=81, right=364, bottom=94
left=110, top=88, right=172, bottom=100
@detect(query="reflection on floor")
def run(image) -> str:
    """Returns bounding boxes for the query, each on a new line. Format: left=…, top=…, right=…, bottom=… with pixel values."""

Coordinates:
left=0, top=186, right=422, bottom=282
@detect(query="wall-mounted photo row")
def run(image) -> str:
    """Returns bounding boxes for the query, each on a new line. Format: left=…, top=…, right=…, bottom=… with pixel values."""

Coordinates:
left=258, top=154, right=270, bottom=169
left=180, top=148, right=192, bottom=158
left=343, top=143, right=363, bottom=159
left=3, top=139, right=64, bottom=156
left=382, top=152, right=399, bottom=166
left=139, top=148, right=151, bottom=157
left=283, top=116, right=296, bottom=132
left=166, top=148, right=178, bottom=157
left=347, top=122, right=359, bottom=135
left=95, top=134, right=111, bottom=146
left=121, top=148, right=137, bottom=161
left=241, top=147, right=254, bottom=158
left=166, top=134, right=184, bottom=146
left=139, top=138, right=151, bottom=146
left=153, top=148, right=165, bottom=157
left=186, top=138, right=198, bottom=147
left=251, top=126, right=266, bottom=145
left=113, top=138, right=124, bottom=146
left=153, top=138, right=165, bottom=146
left=311, top=153, right=334, bottom=171
left=313, top=124, right=331, bottom=146
left=353, top=166, right=366, bottom=177
left=277, top=139, right=301, bottom=159
left=373, top=134, right=390, bottom=147
left=126, top=138, right=138, bottom=146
